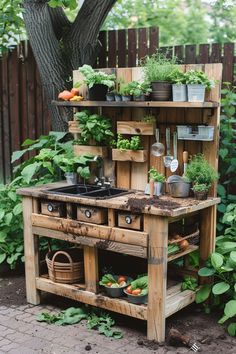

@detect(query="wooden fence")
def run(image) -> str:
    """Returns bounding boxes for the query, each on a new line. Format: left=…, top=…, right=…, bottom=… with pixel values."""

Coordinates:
left=0, top=26, right=235, bottom=183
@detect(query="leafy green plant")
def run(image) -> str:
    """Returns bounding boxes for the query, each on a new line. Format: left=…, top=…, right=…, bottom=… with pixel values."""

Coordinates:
left=129, top=275, right=148, bottom=296
left=53, top=153, right=94, bottom=180
left=115, top=134, right=142, bottom=151
left=148, top=167, right=165, bottom=183
left=192, top=183, right=210, bottom=193
left=123, top=81, right=151, bottom=97
left=185, top=154, right=218, bottom=187
left=37, top=307, right=123, bottom=338
left=196, top=204, right=236, bottom=336
left=181, top=276, right=198, bottom=291
left=141, top=51, right=179, bottom=82
left=142, top=115, right=156, bottom=123
left=78, top=65, right=115, bottom=89
left=184, top=70, right=215, bottom=90
left=74, top=110, right=114, bottom=146
left=217, top=84, right=236, bottom=233
left=171, top=70, right=186, bottom=85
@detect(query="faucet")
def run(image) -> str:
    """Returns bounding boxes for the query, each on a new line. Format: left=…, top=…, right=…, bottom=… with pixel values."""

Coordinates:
left=93, top=156, right=113, bottom=188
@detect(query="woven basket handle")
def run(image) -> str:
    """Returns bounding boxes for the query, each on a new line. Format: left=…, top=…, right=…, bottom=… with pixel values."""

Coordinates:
left=51, top=251, right=74, bottom=277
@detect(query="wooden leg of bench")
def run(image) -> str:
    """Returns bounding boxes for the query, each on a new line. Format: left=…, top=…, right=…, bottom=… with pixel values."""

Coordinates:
left=145, top=215, right=168, bottom=342
left=84, top=246, right=98, bottom=293
left=23, top=197, right=41, bottom=305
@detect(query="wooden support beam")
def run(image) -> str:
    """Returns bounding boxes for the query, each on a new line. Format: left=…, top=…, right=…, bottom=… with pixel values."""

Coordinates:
left=84, top=246, right=98, bottom=293
left=23, top=197, right=41, bottom=304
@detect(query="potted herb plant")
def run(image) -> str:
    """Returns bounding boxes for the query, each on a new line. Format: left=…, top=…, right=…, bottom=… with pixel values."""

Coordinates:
left=74, top=110, right=113, bottom=157
left=129, top=81, right=151, bottom=101
left=171, top=71, right=187, bottom=102
left=120, top=82, right=133, bottom=101
left=112, top=134, right=147, bottom=162
left=185, top=154, right=218, bottom=199
left=106, top=89, right=115, bottom=102
left=142, top=51, right=179, bottom=101
left=79, top=65, right=115, bottom=101
left=147, top=167, right=165, bottom=196
left=184, top=70, right=215, bottom=102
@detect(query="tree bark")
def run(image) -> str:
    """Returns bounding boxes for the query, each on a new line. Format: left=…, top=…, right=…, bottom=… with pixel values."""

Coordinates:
left=22, top=0, right=116, bottom=131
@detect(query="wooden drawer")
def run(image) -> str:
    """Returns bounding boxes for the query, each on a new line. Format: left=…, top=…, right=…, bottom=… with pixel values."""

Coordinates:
left=118, top=213, right=142, bottom=230
left=41, top=201, right=66, bottom=217
left=77, top=206, right=107, bottom=224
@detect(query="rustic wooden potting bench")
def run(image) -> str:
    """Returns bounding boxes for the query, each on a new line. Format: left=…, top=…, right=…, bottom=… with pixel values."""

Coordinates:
left=18, top=64, right=222, bottom=342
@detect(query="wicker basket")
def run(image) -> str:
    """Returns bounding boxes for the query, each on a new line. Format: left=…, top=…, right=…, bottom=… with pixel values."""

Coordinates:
left=46, top=248, right=84, bottom=284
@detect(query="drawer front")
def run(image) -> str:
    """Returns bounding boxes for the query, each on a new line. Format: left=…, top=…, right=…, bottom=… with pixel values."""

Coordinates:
left=41, top=201, right=66, bottom=217
left=118, top=213, right=142, bottom=230
left=77, top=206, right=107, bottom=224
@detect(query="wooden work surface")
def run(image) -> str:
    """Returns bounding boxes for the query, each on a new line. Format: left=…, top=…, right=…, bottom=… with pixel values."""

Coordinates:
left=17, top=181, right=220, bottom=217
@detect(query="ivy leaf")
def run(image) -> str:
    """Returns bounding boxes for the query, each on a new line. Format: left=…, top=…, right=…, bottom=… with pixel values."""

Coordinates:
left=211, top=252, right=224, bottom=269
left=219, top=148, right=228, bottom=159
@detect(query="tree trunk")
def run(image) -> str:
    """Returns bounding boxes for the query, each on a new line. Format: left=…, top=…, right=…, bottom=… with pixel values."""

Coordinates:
left=23, top=0, right=116, bottom=131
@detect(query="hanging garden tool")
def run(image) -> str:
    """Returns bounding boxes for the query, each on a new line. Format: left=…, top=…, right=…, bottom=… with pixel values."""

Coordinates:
left=151, top=128, right=165, bottom=157
left=163, top=128, right=173, bottom=168
left=183, top=151, right=188, bottom=175
left=170, top=131, right=179, bottom=173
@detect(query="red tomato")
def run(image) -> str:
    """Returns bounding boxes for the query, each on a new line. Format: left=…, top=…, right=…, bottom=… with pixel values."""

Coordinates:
left=58, top=90, right=74, bottom=101
left=106, top=282, right=112, bottom=287
left=132, top=288, right=141, bottom=295
left=126, top=285, right=132, bottom=294
left=118, top=276, right=126, bottom=284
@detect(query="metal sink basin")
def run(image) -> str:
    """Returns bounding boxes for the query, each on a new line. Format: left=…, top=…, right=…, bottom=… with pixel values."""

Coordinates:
left=80, top=187, right=131, bottom=199
left=45, top=184, right=131, bottom=199
left=46, top=184, right=101, bottom=195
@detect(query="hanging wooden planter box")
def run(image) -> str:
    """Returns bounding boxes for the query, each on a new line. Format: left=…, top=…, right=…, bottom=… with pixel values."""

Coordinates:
left=68, top=121, right=81, bottom=134
left=117, top=121, right=155, bottom=135
left=112, top=149, right=147, bottom=162
left=73, top=145, right=108, bottom=157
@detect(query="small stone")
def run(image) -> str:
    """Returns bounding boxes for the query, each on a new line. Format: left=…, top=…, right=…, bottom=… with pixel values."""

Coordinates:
left=137, top=339, right=144, bottom=346
left=85, top=344, right=92, bottom=351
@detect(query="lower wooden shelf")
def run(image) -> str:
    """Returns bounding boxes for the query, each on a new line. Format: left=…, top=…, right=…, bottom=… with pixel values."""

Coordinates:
left=36, top=277, right=195, bottom=320
left=168, top=245, right=199, bottom=262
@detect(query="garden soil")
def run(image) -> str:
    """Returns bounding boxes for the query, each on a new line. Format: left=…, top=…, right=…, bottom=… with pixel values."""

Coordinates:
left=0, top=272, right=236, bottom=353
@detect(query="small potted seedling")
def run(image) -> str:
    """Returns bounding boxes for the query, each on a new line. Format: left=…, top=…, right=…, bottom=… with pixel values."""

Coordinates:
left=106, top=89, right=115, bottom=101
left=129, top=81, right=151, bottom=101
left=124, top=275, right=148, bottom=304
left=146, top=167, right=165, bottom=196
left=185, top=154, right=218, bottom=199
left=120, top=83, right=133, bottom=101
left=79, top=65, right=115, bottom=101
left=184, top=70, right=215, bottom=102
left=99, top=274, right=132, bottom=298
left=171, top=71, right=187, bottom=102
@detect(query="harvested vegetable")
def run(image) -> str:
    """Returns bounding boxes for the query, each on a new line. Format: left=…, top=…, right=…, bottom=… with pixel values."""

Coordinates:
left=125, top=275, right=148, bottom=296
left=168, top=244, right=180, bottom=255
left=71, top=87, right=80, bottom=96
left=99, top=274, right=130, bottom=288
left=70, top=95, right=83, bottom=102
left=179, top=239, right=189, bottom=251
left=58, top=90, right=74, bottom=101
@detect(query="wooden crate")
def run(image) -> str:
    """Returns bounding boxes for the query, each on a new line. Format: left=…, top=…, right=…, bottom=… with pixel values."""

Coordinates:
left=112, top=149, right=147, bottom=162
left=118, top=213, right=142, bottom=230
left=117, top=121, right=155, bottom=135
left=41, top=201, right=66, bottom=217
left=77, top=206, right=107, bottom=224
left=68, top=121, right=81, bottom=134
left=73, top=145, right=108, bottom=157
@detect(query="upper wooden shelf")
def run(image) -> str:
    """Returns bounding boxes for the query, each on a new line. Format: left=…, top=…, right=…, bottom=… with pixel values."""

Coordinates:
left=52, top=100, right=219, bottom=108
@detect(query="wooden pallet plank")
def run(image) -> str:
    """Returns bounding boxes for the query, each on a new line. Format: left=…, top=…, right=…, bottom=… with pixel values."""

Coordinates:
left=108, top=30, right=117, bottom=68
left=128, top=29, right=137, bottom=67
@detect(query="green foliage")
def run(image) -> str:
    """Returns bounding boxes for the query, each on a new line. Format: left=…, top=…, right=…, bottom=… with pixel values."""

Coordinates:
left=141, top=51, right=179, bottom=83
left=115, top=134, right=142, bottom=151
left=181, top=276, right=198, bottom=291
left=53, top=153, right=94, bottom=180
left=192, top=183, right=210, bottom=193
left=185, top=154, right=218, bottom=187
left=217, top=84, right=236, bottom=233
left=171, top=71, right=186, bottom=85
left=184, top=70, right=215, bottom=90
left=0, top=132, right=75, bottom=269
left=168, top=244, right=180, bottom=255
left=74, top=110, right=114, bottom=146
left=78, top=65, right=116, bottom=89
left=148, top=167, right=165, bottom=183
left=48, top=0, right=78, bottom=11
left=197, top=232, right=236, bottom=335
left=37, top=307, right=123, bottom=338
left=130, top=275, right=148, bottom=295
left=120, top=81, right=151, bottom=97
